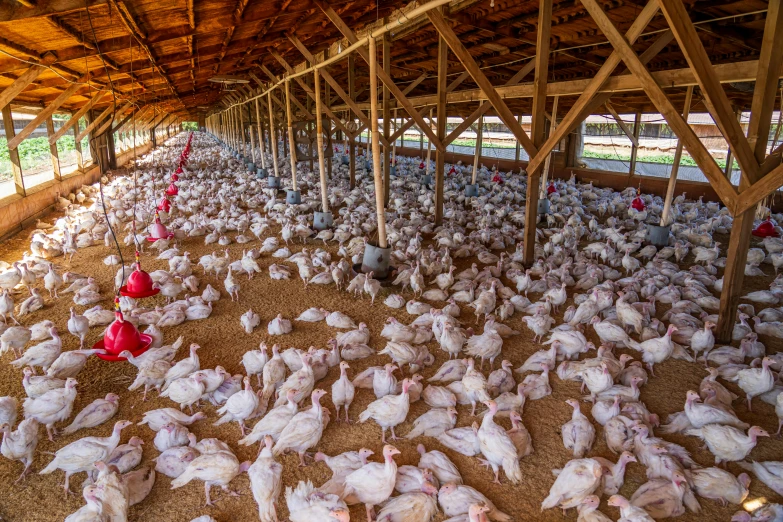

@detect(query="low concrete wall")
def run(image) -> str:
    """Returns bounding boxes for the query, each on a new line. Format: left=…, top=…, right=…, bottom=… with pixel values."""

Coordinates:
left=0, top=142, right=152, bottom=240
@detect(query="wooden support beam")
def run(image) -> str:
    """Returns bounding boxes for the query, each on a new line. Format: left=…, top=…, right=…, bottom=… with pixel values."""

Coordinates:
left=577, top=0, right=739, bottom=210
left=402, top=72, right=427, bottom=96
left=660, top=84, right=693, bottom=226
left=659, top=0, right=758, bottom=178
left=1, top=105, right=24, bottom=195
left=348, top=52, right=356, bottom=189
left=45, top=115, right=62, bottom=180
left=426, top=9, right=537, bottom=157
left=6, top=75, right=87, bottom=150
left=368, top=36, right=387, bottom=249
left=628, top=111, right=642, bottom=175
left=0, top=64, right=49, bottom=111
left=285, top=79, right=298, bottom=190
left=523, top=0, right=659, bottom=180
left=315, top=0, right=444, bottom=152
left=286, top=34, right=371, bottom=130
left=522, top=0, right=551, bottom=265
left=267, top=89, right=279, bottom=177
left=434, top=9, right=448, bottom=226
left=444, top=59, right=536, bottom=146
left=605, top=102, right=639, bottom=147
left=48, top=91, right=111, bottom=144
left=314, top=68, right=328, bottom=213
left=383, top=26, right=391, bottom=206
left=74, top=98, right=120, bottom=143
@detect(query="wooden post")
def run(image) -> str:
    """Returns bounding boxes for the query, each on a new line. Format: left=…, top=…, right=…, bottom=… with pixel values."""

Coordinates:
left=45, top=115, right=61, bottom=181
left=472, top=115, right=484, bottom=184
left=267, top=90, right=279, bottom=178
left=434, top=16, right=448, bottom=225
left=514, top=114, right=522, bottom=162
left=306, top=68, right=314, bottom=173
left=392, top=108, right=398, bottom=163
left=523, top=0, right=552, bottom=265
left=285, top=79, right=298, bottom=191
left=315, top=69, right=329, bottom=212
left=629, top=111, right=642, bottom=175
left=369, top=37, right=387, bottom=248
left=348, top=53, right=356, bottom=189
left=255, top=97, right=267, bottom=170
left=241, top=106, right=247, bottom=157
left=716, top=0, right=783, bottom=342
left=382, top=27, right=391, bottom=206
left=660, top=85, right=694, bottom=226
left=540, top=96, right=559, bottom=195
left=250, top=121, right=256, bottom=164
left=72, top=111, right=83, bottom=170
left=426, top=109, right=433, bottom=174
left=1, top=105, right=25, bottom=196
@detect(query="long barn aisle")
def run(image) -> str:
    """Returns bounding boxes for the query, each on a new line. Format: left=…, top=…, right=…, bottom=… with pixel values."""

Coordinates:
left=0, top=131, right=780, bottom=521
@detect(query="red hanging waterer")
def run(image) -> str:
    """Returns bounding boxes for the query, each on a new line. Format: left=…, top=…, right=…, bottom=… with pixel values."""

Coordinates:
left=120, top=252, right=160, bottom=298
left=165, top=182, right=179, bottom=196
left=95, top=298, right=152, bottom=361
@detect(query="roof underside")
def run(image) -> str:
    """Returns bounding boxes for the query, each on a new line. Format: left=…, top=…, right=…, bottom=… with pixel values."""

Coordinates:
left=0, top=0, right=772, bottom=119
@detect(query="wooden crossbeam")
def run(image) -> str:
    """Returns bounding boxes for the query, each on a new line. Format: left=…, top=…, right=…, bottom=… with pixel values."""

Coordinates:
left=315, top=0, right=444, bottom=152
left=444, top=59, right=536, bottom=146
left=402, top=72, right=427, bottom=95
left=6, top=75, right=87, bottom=150
left=48, top=90, right=111, bottom=144
left=426, top=9, right=537, bottom=157
left=389, top=105, right=434, bottom=143
left=605, top=102, right=639, bottom=147
left=658, top=0, right=758, bottom=179
left=523, top=0, right=660, bottom=178
left=286, top=34, right=371, bottom=129
left=0, top=64, right=49, bottom=111
left=522, top=0, right=552, bottom=265
left=262, top=59, right=310, bottom=118
left=577, top=0, right=739, bottom=210
left=75, top=99, right=120, bottom=142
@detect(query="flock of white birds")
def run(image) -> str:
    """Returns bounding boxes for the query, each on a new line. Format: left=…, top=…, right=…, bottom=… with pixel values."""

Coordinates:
left=0, top=131, right=781, bottom=522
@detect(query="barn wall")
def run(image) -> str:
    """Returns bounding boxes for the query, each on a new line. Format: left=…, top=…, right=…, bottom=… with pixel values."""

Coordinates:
left=0, top=141, right=153, bottom=241
left=394, top=145, right=724, bottom=204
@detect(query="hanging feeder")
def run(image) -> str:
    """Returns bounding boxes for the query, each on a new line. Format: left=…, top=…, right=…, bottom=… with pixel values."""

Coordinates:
left=631, top=196, right=646, bottom=211
left=120, top=253, right=160, bottom=298
left=95, top=299, right=153, bottom=362
left=165, top=182, right=179, bottom=196
left=752, top=218, right=779, bottom=238
left=147, top=214, right=174, bottom=242
left=157, top=197, right=171, bottom=213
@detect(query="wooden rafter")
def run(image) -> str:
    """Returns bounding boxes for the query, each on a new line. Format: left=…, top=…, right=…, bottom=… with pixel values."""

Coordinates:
left=426, top=9, right=536, bottom=156
left=579, top=0, right=738, bottom=211
left=315, top=0, right=444, bottom=152
left=658, top=0, right=758, bottom=179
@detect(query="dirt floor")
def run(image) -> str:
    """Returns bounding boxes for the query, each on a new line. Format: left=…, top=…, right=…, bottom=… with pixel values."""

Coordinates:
left=0, top=150, right=780, bottom=521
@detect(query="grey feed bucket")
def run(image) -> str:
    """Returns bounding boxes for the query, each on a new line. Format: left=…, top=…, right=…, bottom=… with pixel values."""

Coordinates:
left=646, top=224, right=670, bottom=247
left=390, top=165, right=397, bottom=177
left=256, top=168, right=268, bottom=178
left=465, top=184, right=478, bottom=197
left=538, top=199, right=551, bottom=215
left=422, top=175, right=433, bottom=185
left=365, top=159, right=372, bottom=171
left=267, top=176, right=281, bottom=188
left=246, top=162, right=255, bottom=173
left=313, top=211, right=333, bottom=230
left=286, top=190, right=301, bottom=204
left=361, top=242, right=391, bottom=278
left=341, top=155, right=350, bottom=165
